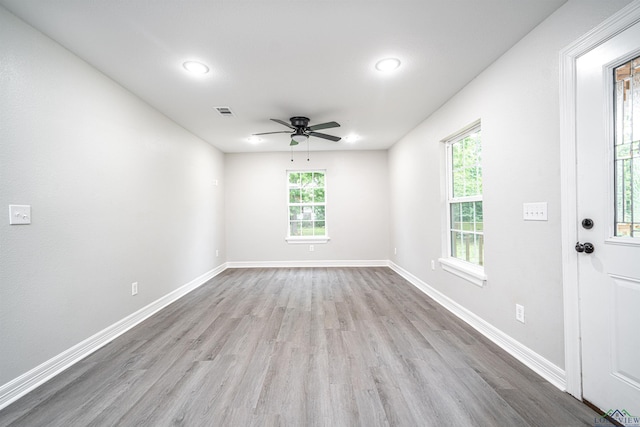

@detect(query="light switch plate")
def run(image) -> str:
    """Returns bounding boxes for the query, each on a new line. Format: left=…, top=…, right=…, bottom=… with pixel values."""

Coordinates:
left=9, top=205, right=31, bottom=225
left=523, top=202, right=547, bottom=221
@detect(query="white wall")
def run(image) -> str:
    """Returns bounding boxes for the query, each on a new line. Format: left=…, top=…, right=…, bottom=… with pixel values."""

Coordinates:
left=225, top=150, right=389, bottom=263
left=0, top=7, right=225, bottom=385
left=388, top=0, right=631, bottom=369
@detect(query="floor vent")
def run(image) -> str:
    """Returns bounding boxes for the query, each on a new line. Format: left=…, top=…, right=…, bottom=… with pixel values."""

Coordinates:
left=214, top=106, right=234, bottom=117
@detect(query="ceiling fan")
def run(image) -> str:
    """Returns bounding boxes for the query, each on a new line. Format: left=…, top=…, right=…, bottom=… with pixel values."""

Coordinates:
left=253, top=117, right=341, bottom=145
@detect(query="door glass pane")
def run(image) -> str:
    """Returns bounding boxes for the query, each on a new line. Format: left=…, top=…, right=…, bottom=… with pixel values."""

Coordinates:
left=614, top=56, right=640, bottom=237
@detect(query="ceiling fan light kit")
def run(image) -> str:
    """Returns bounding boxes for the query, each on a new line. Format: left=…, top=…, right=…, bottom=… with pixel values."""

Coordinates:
left=291, top=132, right=308, bottom=144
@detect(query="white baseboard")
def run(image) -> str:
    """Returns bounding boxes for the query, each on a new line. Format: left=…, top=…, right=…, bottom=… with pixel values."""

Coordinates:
left=388, top=262, right=567, bottom=391
left=0, top=263, right=227, bottom=411
left=226, top=259, right=390, bottom=269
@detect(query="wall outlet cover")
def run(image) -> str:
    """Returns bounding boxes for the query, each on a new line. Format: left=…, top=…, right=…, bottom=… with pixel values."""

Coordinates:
left=516, top=304, right=525, bottom=323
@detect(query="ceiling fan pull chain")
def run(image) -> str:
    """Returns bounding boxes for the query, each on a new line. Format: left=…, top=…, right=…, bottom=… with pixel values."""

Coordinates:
left=307, top=139, right=310, bottom=161
left=291, top=146, right=294, bottom=162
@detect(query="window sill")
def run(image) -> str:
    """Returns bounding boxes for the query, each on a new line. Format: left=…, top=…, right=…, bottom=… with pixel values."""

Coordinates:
left=438, top=257, right=487, bottom=287
left=286, top=236, right=331, bottom=244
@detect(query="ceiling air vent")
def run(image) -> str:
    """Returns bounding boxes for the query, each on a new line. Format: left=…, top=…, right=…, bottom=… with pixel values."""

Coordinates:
left=214, top=106, right=234, bottom=117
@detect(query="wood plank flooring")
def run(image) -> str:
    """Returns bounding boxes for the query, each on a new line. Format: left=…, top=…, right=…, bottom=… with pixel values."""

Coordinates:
left=0, top=267, right=601, bottom=426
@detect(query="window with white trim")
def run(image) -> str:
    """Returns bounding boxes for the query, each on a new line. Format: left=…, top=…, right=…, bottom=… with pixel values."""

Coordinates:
left=287, top=170, right=326, bottom=239
left=440, top=123, right=485, bottom=285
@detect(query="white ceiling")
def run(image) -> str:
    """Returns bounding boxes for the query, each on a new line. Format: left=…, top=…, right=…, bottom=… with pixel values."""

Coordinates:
left=0, top=0, right=566, bottom=153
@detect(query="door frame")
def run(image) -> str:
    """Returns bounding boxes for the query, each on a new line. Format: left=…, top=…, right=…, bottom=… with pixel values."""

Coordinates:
left=559, top=0, right=640, bottom=400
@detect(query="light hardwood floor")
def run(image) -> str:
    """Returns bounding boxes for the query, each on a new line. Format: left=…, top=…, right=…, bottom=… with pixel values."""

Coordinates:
left=0, top=267, right=601, bottom=426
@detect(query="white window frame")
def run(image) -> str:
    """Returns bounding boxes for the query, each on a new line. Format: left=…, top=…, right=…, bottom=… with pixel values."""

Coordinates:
left=285, top=169, right=330, bottom=244
left=439, top=121, right=487, bottom=287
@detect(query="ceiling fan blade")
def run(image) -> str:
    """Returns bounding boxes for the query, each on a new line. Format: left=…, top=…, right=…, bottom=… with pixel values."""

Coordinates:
left=253, top=131, right=292, bottom=136
left=290, top=139, right=299, bottom=146
left=271, top=118, right=295, bottom=129
left=309, top=132, right=341, bottom=142
left=308, top=121, right=340, bottom=131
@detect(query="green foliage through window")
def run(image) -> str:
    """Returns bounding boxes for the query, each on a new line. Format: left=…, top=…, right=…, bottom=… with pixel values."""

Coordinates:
left=451, top=133, right=482, bottom=198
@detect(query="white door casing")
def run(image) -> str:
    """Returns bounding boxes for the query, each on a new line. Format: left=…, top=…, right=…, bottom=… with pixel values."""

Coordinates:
left=560, top=0, right=640, bottom=416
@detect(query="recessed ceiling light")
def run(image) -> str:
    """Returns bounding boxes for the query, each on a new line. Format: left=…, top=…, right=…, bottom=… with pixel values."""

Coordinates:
left=247, top=136, right=263, bottom=144
left=183, top=61, right=210, bottom=74
left=344, top=134, right=360, bottom=143
left=375, top=57, right=401, bottom=72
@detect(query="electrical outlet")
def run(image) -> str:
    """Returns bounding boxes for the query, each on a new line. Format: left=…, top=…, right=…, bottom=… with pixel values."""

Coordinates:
left=132, top=282, right=138, bottom=296
left=516, top=304, right=525, bottom=323
left=431, top=260, right=435, bottom=270
left=309, top=245, right=314, bottom=252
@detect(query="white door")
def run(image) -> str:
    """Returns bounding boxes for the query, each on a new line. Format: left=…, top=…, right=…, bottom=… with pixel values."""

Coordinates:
left=576, top=20, right=640, bottom=423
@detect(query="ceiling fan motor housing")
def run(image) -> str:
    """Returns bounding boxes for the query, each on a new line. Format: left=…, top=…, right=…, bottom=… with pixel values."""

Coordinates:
left=290, top=116, right=310, bottom=129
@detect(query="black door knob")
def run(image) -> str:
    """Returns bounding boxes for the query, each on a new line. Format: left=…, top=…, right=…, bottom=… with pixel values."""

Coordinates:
left=575, top=242, right=594, bottom=254
left=582, top=218, right=594, bottom=229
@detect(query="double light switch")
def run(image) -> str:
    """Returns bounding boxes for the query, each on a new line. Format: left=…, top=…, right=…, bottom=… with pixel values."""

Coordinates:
left=9, top=205, right=31, bottom=225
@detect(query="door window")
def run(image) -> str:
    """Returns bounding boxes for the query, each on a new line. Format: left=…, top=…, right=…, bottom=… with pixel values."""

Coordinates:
left=614, top=56, right=640, bottom=237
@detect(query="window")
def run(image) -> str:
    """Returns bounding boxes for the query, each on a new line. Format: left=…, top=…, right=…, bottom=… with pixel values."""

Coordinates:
left=287, top=170, right=327, bottom=241
left=440, top=122, right=486, bottom=286
left=614, top=56, right=640, bottom=237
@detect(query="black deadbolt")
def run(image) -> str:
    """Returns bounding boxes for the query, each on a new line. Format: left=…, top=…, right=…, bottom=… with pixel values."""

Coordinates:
left=581, top=218, right=594, bottom=229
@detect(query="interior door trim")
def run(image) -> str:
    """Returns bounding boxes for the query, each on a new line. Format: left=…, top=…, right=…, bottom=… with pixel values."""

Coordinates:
left=559, top=0, right=640, bottom=400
